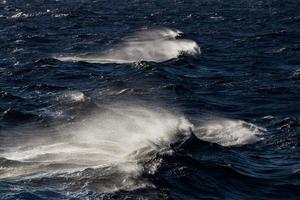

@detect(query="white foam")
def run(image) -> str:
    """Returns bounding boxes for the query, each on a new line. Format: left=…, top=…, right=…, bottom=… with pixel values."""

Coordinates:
left=59, top=91, right=86, bottom=103
left=0, top=108, right=266, bottom=192
left=56, top=27, right=200, bottom=64
left=194, top=119, right=266, bottom=147
left=11, top=12, right=28, bottom=18
left=0, top=106, right=192, bottom=192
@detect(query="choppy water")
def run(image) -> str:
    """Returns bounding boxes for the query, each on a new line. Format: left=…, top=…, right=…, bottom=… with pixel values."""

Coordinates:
left=0, top=0, right=300, bottom=199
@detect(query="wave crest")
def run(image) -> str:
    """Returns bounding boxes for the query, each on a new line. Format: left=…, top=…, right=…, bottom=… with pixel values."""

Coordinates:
left=0, top=106, right=266, bottom=193
left=56, top=27, right=201, bottom=64
left=0, top=106, right=192, bottom=193
left=194, top=119, right=266, bottom=147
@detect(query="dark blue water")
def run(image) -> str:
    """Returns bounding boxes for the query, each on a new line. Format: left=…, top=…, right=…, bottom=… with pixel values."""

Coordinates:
left=1, top=0, right=300, bottom=199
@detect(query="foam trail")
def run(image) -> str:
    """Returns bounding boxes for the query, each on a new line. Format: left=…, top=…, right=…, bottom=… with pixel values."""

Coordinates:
left=194, top=119, right=266, bottom=147
left=56, top=27, right=201, bottom=64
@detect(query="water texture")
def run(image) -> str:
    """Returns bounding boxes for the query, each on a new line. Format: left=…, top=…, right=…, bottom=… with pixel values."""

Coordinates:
left=0, top=0, right=299, bottom=199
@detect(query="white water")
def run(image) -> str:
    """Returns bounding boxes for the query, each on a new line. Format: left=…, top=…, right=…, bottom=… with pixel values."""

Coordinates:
left=0, top=106, right=266, bottom=192
left=194, top=119, right=266, bottom=147
left=59, top=91, right=86, bottom=103
left=56, top=27, right=201, bottom=64
left=0, top=106, right=192, bottom=182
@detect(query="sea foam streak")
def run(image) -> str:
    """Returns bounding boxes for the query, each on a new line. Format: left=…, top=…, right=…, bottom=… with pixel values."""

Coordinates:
left=56, top=27, right=201, bottom=64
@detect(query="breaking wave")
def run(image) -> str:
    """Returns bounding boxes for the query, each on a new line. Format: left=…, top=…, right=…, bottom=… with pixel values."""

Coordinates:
left=0, top=105, right=265, bottom=194
left=194, top=119, right=266, bottom=147
left=55, top=27, right=201, bottom=64
left=0, top=106, right=192, bottom=192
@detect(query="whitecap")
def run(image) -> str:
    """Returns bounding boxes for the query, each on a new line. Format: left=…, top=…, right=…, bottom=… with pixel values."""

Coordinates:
left=11, top=12, right=30, bottom=19
left=292, top=69, right=300, bottom=78
left=0, top=106, right=192, bottom=192
left=194, top=119, right=266, bottom=147
left=59, top=91, right=86, bottom=103
left=55, top=27, right=201, bottom=64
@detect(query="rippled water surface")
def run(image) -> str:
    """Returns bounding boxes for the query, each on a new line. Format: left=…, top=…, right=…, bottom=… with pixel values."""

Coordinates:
left=0, top=0, right=300, bottom=199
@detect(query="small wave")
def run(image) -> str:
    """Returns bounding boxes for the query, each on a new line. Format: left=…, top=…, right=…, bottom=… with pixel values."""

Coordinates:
left=210, top=15, right=224, bottom=21
left=36, top=91, right=88, bottom=119
left=58, top=91, right=86, bottom=103
left=0, top=91, right=24, bottom=101
left=11, top=10, right=48, bottom=19
left=11, top=12, right=30, bottom=19
left=55, top=27, right=201, bottom=64
left=10, top=9, right=69, bottom=19
left=194, top=119, right=266, bottom=147
left=292, top=69, right=300, bottom=79
left=2, top=108, right=38, bottom=123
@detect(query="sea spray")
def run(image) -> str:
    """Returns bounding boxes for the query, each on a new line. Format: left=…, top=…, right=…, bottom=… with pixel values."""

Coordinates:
left=56, top=27, right=201, bottom=64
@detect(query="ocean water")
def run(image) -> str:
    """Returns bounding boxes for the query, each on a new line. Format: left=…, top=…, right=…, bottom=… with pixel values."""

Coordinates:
left=0, top=0, right=300, bottom=199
